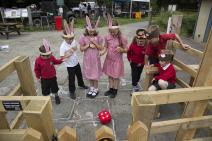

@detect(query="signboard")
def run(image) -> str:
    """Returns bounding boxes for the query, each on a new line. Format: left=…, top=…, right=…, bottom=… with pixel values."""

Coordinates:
left=2, top=101, right=23, bottom=111
left=4, top=8, right=28, bottom=18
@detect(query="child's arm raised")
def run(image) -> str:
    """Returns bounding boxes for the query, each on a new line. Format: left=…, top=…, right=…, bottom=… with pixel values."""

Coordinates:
left=51, top=55, right=63, bottom=65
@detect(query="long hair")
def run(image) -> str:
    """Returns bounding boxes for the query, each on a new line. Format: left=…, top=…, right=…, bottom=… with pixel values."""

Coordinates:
left=109, top=20, right=123, bottom=47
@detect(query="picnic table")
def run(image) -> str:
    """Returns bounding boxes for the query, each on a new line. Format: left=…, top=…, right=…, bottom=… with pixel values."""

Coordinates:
left=0, top=23, right=21, bottom=39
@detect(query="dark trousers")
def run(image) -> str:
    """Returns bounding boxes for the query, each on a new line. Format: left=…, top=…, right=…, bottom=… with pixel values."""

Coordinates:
left=130, top=62, right=144, bottom=86
left=67, top=63, right=85, bottom=93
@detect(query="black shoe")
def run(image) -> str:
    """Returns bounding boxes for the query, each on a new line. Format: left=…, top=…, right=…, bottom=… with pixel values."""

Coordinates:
left=104, top=88, right=113, bottom=96
left=55, top=96, right=61, bottom=105
left=110, top=89, right=117, bottom=98
left=70, top=92, right=76, bottom=99
left=79, top=85, right=89, bottom=89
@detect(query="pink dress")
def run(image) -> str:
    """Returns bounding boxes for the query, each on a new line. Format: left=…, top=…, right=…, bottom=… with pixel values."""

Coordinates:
left=103, top=34, right=128, bottom=78
left=79, top=35, right=103, bottom=80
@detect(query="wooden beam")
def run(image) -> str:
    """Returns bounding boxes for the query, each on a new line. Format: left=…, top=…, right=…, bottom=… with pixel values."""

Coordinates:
left=14, top=56, right=36, bottom=96
left=0, top=129, right=25, bottom=141
left=0, top=56, right=20, bottom=82
left=8, top=84, right=22, bottom=96
left=134, top=86, right=212, bottom=105
left=184, top=137, right=212, bottom=141
left=128, top=121, right=148, bottom=141
left=169, top=40, right=203, bottom=58
left=176, top=31, right=212, bottom=140
left=150, top=115, right=212, bottom=134
left=131, top=94, right=156, bottom=133
left=22, top=128, right=44, bottom=141
left=10, top=112, right=23, bottom=129
left=0, top=111, right=10, bottom=129
left=173, top=58, right=197, bottom=77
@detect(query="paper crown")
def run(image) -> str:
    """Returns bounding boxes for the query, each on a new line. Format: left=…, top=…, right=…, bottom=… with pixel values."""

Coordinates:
left=107, top=14, right=119, bottom=29
left=62, top=19, right=74, bottom=39
left=40, top=39, right=52, bottom=55
left=159, top=50, right=174, bottom=61
left=85, top=15, right=100, bottom=31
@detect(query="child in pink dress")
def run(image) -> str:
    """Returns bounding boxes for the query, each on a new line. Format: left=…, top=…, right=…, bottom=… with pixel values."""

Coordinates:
left=102, top=15, right=128, bottom=98
left=79, top=16, right=104, bottom=98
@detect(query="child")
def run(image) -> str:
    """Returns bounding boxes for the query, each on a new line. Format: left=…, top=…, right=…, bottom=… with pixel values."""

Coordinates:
left=127, top=28, right=148, bottom=94
left=60, top=19, right=88, bottom=100
left=148, top=50, right=176, bottom=91
left=102, top=15, right=128, bottom=98
left=145, top=25, right=189, bottom=65
left=79, top=16, right=104, bottom=98
left=34, top=39, right=63, bottom=104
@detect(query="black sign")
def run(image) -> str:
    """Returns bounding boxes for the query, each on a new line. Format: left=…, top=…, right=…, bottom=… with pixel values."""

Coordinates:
left=2, top=101, right=22, bottom=111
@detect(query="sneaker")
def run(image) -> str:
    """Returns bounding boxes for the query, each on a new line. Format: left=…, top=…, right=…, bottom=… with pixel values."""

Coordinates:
left=110, top=89, right=117, bottom=98
left=91, top=89, right=99, bottom=98
left=70, top=92, right=76, bottom=99
left=55, top=96, right=61, bottom=105
left=79, top=85, right=89, bottom=89
left=86, top=88, right=93, bottom=98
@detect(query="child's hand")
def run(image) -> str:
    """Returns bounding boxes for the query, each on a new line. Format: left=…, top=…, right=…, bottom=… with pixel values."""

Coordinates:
left=182, top=44, right=190, bottom=50
left=89, top=43, right=96, bottom=49
left=151, top=78, right=155, bottom=83
left=36, top=78, right=41, bottom=83
left=137, top=63, right=142, bottom=67
left=115, top=47, right=123, bottom=53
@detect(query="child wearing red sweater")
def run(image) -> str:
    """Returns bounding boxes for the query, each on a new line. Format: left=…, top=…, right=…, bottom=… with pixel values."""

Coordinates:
left=148, top=50, right=176, bottom=91
left=34, top=39, right=63, bottom=104
left=127, top=28, right=148, bottom=94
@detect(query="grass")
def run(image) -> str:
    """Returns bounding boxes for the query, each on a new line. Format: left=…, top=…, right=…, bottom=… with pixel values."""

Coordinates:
left=20, top=16, right=148, bottom=32
left=152, top=11, right=198, bottom=37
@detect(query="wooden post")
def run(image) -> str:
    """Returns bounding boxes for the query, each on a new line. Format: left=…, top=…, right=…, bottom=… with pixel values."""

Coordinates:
left=58, top=126, right=77, bottom=141
left=14, top=56, right=36, bottom=96
left=23, top=98, right=56, bottom=141
left=143, top=71, right=154, bottom=91
left=171, top=15, right=183, bottom=35
left=22, top=128, right=44, bottom=141
left=128, top=121, right=148, bottom=141
left=175, top=31, right=212, bottom=140
left=96, top=126, right=114, bottom=141
left=131, top=94, right=156, bottom=134
left=0, top=111, right=10, bottom=129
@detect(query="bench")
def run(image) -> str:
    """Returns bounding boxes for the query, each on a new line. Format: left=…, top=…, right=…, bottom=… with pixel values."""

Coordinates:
left=0, top=23, right=21, bottom=39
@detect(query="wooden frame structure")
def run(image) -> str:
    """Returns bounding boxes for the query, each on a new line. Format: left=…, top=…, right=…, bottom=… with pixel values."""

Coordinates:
left=128, top=31, right=212, bottom=140
left=0, top=56, right=36, bottom=96
left=0, top=96, right=55, bottom=141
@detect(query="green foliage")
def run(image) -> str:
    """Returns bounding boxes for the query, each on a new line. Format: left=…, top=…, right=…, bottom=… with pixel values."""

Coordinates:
left=152, top=11, right=198, bottom=37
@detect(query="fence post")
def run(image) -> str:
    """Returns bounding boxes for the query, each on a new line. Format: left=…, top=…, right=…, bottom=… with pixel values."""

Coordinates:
left=128, top=121, right=148, bottom=141
left=22, top=128, right=44, bottom=141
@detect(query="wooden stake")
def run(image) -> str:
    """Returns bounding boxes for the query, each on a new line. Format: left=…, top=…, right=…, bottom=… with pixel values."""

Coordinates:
left=58, top=126, right=77, bottom=141
left=96, top=126, right=114, bottom=141
left=22, top=128, right=44, bottom=141
left=128, top=121, right=148, bottom=141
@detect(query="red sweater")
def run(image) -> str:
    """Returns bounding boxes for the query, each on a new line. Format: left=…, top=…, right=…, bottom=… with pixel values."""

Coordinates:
left=34, top=55, right=63, bottom=79
left=154, top=63, right=176, bottom=84
left=145, top=33, right=176, bottom=57
left=127, top=42, right=146, bottom=64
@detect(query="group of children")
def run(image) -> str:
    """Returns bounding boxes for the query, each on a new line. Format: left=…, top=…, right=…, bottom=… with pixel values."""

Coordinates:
left=34, top=15, right=189, bottom=105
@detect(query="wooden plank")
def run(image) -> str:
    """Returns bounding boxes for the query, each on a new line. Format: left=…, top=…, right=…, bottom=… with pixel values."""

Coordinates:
left=176, top=31, right=212, bottom=140
left=0, top=56, right=20, bottom=82
left=176, top=78, right=191, bottom=88
left=184, top=137, right=212, bottom=141
left=96, top=126, right=114, bottom=141
left=150, top=115, right=212, bottom=134
left=14, top=56, right=36, bottom=96
left=22, top=128, right=44, bottom=141
left=173, top=58, right=197, bottom=77
left=128, top=121, right=148, bottom=141
left=58, top=126, right=76, bottom=141
left=0, top=111, right=10, bottom=129
left=131, top=94, right=156, bottom=133
left=135, top=86, right=212, bottom=105
left=170, top=40, right=203, bottom=58
left=143, top=72, right=154, bottom=91
left=0, top=129, right=25, bottom=141
left=10, top=112, right=23, bottom=129
left=8, top=84, right=22, bottom=96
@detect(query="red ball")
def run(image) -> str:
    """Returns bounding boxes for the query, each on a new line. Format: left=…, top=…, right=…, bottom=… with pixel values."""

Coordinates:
left=98, top=110, right=111, bottom=124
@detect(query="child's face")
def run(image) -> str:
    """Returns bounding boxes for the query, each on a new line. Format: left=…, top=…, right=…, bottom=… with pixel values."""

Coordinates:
left=159, top=60, right=169, bottom=67
left=88, top=29, right=96, bottom=36
left=136, top=31, right=146, bottom=46
left=109, top=28, right=119, bottom=36
left=65, top=37, right=74, bottom=44
left=41, top=54, right=51, bottom=59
